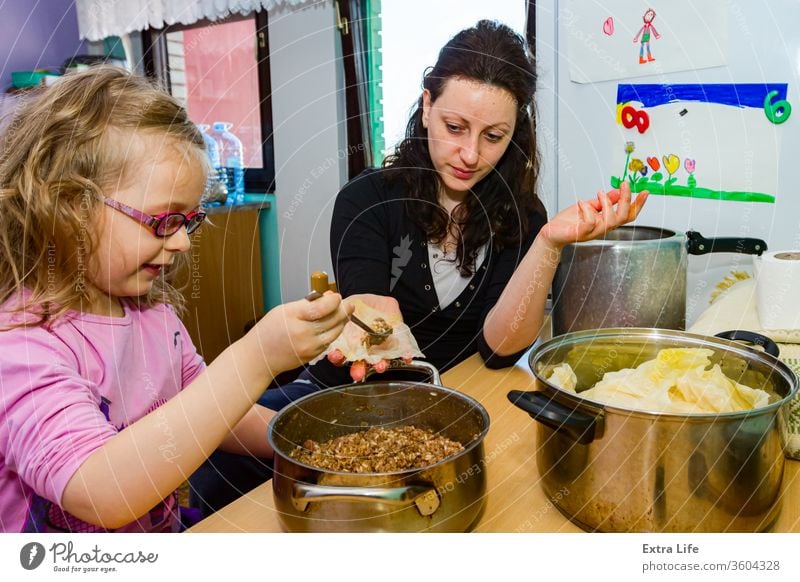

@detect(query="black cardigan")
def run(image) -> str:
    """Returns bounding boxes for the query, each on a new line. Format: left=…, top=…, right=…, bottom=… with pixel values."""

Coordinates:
left=329, top=167, right=547, bottom=373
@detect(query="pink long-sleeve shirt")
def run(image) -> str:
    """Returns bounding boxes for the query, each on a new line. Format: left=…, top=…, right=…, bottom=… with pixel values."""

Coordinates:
left=0, top=297, right=205, bottom=532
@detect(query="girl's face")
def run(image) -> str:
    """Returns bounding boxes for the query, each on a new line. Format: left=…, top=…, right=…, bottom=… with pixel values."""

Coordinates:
left=422, top=77, right=518, bottom=202
left=85, top=134, right=206, bottom=315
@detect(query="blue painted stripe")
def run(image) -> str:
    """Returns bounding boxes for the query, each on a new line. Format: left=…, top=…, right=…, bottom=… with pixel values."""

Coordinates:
left=617, top=83, right=788, bottom=109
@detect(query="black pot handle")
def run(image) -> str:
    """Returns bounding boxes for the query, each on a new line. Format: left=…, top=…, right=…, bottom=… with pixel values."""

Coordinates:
left=714, top=330, right=780, bottom=358
left=507, top=390, right=597, bottom=444
left=686, top=231, right=767, bottom=256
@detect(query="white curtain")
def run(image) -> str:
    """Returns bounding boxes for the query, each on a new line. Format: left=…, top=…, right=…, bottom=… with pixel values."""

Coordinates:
left=76, top=0, right=322, bottom=41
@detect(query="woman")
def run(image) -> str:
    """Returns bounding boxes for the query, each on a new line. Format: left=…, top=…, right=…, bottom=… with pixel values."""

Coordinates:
left=191, top=20, right=647, bottom=516
left=322, top=19, right=648, bottom=381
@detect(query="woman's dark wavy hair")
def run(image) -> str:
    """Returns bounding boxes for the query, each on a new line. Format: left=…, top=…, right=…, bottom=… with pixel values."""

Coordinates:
left=383, top=19, right=543, bottom=275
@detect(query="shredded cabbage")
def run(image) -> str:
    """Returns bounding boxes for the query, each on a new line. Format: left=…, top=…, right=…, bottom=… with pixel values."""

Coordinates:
left=548, top=348, right=770, bottom=413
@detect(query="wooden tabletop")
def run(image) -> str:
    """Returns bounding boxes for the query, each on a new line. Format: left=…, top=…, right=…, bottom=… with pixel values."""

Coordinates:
left=189, top=353, right=800, bottom=533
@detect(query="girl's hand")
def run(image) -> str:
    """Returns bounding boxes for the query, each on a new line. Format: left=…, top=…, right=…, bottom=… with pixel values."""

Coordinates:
left=540, top=181, right=648, bottom=250
left=252, top=292, right=351, bottom=374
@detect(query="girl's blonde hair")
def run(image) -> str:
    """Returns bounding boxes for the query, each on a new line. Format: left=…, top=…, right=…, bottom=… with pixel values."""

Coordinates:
left=0, top=66, right=207, bottom=327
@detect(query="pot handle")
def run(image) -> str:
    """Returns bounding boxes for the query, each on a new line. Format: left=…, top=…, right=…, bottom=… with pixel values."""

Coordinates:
left=685, top=231, right=767, bottom=256
left=364, top=359, right=442, bottom=386
left=291, top=483, right=440, bottom=516
left=507, top=390, right=597, bottom=444
left=714, top=330, right=780, bottom=358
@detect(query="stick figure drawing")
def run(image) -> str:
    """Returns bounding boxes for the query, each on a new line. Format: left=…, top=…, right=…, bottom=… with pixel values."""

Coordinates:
left=633, top=8, right=660, bottom=64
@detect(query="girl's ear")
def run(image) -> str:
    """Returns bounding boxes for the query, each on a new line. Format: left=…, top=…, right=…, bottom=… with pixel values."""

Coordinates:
left=421, top=89, right=432, bottom=128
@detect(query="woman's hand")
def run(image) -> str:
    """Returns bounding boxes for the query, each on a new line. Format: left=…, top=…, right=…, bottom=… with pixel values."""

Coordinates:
left=327, top=293, right=413, bottom=382
left=540, top=181, right=648, bottom=250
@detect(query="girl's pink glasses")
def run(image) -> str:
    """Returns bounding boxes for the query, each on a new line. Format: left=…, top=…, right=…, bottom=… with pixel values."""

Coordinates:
left=102, top=196, right=207, bottom=237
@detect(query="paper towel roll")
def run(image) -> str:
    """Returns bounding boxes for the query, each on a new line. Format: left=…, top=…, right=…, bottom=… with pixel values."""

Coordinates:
left=755, top=251, right=800, bottom=330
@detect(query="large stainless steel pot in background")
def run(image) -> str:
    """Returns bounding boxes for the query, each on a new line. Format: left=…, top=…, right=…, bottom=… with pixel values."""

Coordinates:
left=268, top=362, right=490, bottom=532
left=508, top=328, right=798, bottom=532
left=551, top=227, right=767, bottom=335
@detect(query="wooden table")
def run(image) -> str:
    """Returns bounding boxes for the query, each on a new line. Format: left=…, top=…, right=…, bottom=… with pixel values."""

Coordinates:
left=189, top=353, right=800, bottom=533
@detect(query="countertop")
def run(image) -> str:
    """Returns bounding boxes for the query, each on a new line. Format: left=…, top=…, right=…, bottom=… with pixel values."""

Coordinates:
left=188, top=351, right=800, bottom=533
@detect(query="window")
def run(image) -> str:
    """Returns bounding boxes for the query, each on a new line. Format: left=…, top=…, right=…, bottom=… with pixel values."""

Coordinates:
left=142, top=12, right=275, bottom=192
left=372, top=0, right=528, bottom=162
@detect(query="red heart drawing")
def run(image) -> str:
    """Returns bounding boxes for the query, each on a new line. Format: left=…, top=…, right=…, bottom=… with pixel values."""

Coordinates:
left=647, top=156, right=660, bottom=171
left=603, top=17, right=614, bottom=36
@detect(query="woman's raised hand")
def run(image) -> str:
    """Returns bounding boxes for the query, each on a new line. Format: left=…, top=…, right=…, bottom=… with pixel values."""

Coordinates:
left=540, top=181, right=648, bottom=249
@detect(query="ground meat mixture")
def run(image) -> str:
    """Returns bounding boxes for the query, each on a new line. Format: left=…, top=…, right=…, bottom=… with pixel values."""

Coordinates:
left=291, top=425, right=464, bottom=472
left=361, top=317, right=393, bottom=347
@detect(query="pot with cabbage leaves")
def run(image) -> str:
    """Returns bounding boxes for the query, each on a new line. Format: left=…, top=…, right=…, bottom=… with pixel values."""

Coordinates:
left=508, top=328, right=797, bottom=532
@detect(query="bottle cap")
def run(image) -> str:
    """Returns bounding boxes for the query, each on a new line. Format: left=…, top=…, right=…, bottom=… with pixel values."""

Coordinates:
left=212, top=122, right=227, bottom=132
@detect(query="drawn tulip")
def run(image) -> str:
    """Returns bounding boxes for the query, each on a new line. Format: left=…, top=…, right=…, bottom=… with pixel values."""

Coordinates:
left=662, top=154, right=680, bottom=188
left=663, top=154, right=680, bottom=175
left=647, top=156, right=663, bottom=181
left=685, top=158, right=696, bottom=189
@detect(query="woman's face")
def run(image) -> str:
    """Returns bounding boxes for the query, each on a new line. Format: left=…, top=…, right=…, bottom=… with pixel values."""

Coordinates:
left=422, top=77, right=518, bottom=201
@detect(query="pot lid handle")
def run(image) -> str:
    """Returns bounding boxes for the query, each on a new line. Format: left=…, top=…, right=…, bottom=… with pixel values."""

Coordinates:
left=714, top=330, right=780, bottom=358
left=364, top=359, right=442, bottom=386
left=686, top=231, right=767, bottom=256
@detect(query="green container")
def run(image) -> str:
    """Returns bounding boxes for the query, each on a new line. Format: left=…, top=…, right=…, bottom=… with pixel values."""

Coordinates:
left=11, top=71, right=59, bottom=88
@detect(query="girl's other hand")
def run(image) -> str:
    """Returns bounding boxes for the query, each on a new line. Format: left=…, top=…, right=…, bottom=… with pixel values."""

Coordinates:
left=540, top=181, right=648, bottom=249
left=326, top=293, right=414, bottom=382
left=251, top=292, right=351, bottom=374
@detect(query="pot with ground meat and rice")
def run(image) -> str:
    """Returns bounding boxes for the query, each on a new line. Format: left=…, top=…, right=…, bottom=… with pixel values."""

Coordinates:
left=267, top=362, right=490, bottom=532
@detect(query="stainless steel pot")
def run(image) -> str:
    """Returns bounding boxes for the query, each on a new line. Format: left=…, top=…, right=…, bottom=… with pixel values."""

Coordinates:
left=508, top=328, right=798, bottom=532
left=267, top=362, right=490, bottom=532
left=551, top=227, right=767, bottom=335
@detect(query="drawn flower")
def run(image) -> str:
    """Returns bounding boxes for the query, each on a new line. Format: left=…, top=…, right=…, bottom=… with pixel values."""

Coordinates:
left=663, top=154, right=680, bottom=176
left=647, top=156, right=660, bottom=171
left=622, top=141, right=636, bottom=180
left=628, top=158, right=645, bottom=173
left=685, top=159, right=696, bottom=189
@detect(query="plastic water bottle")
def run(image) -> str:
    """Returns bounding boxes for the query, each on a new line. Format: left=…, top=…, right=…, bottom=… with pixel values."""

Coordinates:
left=212, top=121, right=245, bottom=205
left=198, top=124, right=227, bottom=206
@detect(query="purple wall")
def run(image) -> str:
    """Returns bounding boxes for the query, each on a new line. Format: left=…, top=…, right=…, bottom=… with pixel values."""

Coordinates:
left=0, top=0, right=87, bottom=90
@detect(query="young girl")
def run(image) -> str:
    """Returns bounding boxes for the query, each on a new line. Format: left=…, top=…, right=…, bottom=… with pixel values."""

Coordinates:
left=0, top=66, right=349, bottom=532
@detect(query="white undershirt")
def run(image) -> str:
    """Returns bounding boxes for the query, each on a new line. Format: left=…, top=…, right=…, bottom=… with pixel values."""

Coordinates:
left=427, top=243, right=487, bottom=310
